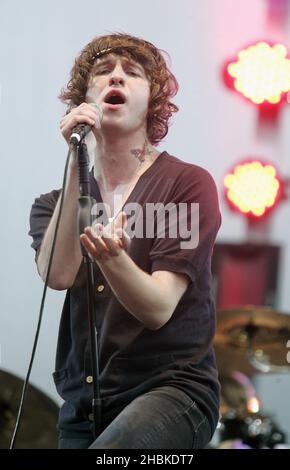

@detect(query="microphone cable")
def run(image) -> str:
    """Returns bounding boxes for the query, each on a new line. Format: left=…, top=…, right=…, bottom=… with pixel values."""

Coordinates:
left=10, top=144, right=74, bottom=449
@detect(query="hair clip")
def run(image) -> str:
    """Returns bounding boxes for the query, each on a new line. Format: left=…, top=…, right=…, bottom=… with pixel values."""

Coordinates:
left=92, top=47, right=114, bottom=61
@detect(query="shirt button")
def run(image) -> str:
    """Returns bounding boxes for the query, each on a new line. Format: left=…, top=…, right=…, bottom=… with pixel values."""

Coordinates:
left=86, top=375, right=93, bottom=384
left=96, top=284, right=105, bottom=293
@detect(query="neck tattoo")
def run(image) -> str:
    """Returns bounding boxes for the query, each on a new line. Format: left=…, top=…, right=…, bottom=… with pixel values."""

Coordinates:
left=130, top=142, right=155, bottom=166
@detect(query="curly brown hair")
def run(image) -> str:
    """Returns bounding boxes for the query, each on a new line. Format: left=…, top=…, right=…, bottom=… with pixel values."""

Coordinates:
left=59, top=33, right=179, bottom=146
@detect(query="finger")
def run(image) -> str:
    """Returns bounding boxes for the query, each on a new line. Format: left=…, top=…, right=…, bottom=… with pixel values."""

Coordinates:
left=61, top=116, right=96, bottom=142
left=61, top=114, right=96, bottom=131
left=61, top=106, right=97, bottom=126
left=60, top=103, right=101, bottom=140
left=115, top=227, right=130, bottom=250
left=88, top=102, right=103, bottom=120
left=113, top=227, right=125, bottom=248
left=77, top=103, right=101, bottom=124
left=99, top=220, right=115, bottom=240
left=80, top=233, right=101, bottom=258
left=81, top=231, right=111, bottom=262
left=121, top=229, right=131, bottom=250
left=114, top=213, right=129, bottom=249
left=84, top=226, right=109, bottom=252
left=94, top=224, right=123, bottom=255
left=121, top=211, right=128, bottom=228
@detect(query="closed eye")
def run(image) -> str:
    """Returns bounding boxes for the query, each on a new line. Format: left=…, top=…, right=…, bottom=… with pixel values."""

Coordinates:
left=97, top=69, right=110, bottom=75
left=127, top=70, right=139, bottom=76
left=95, top=68, right=141, bottom=77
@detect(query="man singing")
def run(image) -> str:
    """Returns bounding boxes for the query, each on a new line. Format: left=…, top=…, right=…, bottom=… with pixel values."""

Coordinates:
left=29, top=33, right=221, bottom=449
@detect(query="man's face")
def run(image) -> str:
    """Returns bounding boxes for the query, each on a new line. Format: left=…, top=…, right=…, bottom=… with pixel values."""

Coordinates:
left=86, top=53, right=150, bottom=136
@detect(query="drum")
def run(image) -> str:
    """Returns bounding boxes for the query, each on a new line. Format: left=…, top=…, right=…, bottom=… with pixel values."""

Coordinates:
left=218, top=410, right=286, bottom=449
left=0, top=369, right=59, bottom=449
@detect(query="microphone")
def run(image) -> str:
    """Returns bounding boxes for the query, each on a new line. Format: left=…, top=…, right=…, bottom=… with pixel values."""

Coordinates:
left=70, top=104, right=103, bottom=146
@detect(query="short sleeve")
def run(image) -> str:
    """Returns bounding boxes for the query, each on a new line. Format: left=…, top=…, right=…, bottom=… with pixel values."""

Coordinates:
left=28, top=189, right=61, bottom=260
left=149, top=166, right=221, bottom=283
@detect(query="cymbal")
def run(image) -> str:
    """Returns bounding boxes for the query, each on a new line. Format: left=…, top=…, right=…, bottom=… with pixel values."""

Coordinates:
left=0, top=369, right=59, bottom=449
left=214, top=306, right=290, bottom=375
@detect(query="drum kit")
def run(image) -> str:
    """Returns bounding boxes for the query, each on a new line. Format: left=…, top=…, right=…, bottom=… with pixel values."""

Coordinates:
left=214, top=305, right=290, bottom=449
left=0, top=369, right=59, bottom=449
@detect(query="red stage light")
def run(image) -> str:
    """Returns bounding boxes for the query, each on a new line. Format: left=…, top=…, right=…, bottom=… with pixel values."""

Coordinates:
left=224, top=160, right=282, bottom=218
left=224, top=41, right=290, bottom=105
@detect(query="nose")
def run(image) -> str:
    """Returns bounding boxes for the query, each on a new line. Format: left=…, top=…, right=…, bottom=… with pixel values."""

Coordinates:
left=109, top=64, right=125, bottom=87
left=109, top=76, right=124, bottom=87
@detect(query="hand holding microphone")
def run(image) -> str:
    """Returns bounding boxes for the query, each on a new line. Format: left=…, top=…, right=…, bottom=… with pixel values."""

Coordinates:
left=60, top=103, right=103, bottom=145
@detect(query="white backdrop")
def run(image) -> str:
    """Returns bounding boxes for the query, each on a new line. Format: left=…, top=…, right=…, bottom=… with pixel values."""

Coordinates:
left=0, top=0, right=289, bottom=439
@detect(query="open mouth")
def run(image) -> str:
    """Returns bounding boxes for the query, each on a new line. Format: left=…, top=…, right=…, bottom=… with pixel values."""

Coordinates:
left=105, top=95, right=125, bottom=105
left=104, top=90, right=126, bottom=107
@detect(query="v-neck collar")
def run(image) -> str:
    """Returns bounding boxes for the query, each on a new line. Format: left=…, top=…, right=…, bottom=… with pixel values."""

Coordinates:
left=89, top=151, right=166, bottom=222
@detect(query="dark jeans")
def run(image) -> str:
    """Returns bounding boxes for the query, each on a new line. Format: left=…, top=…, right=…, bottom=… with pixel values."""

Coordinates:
left=58, top=386, right=212, bottom=449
